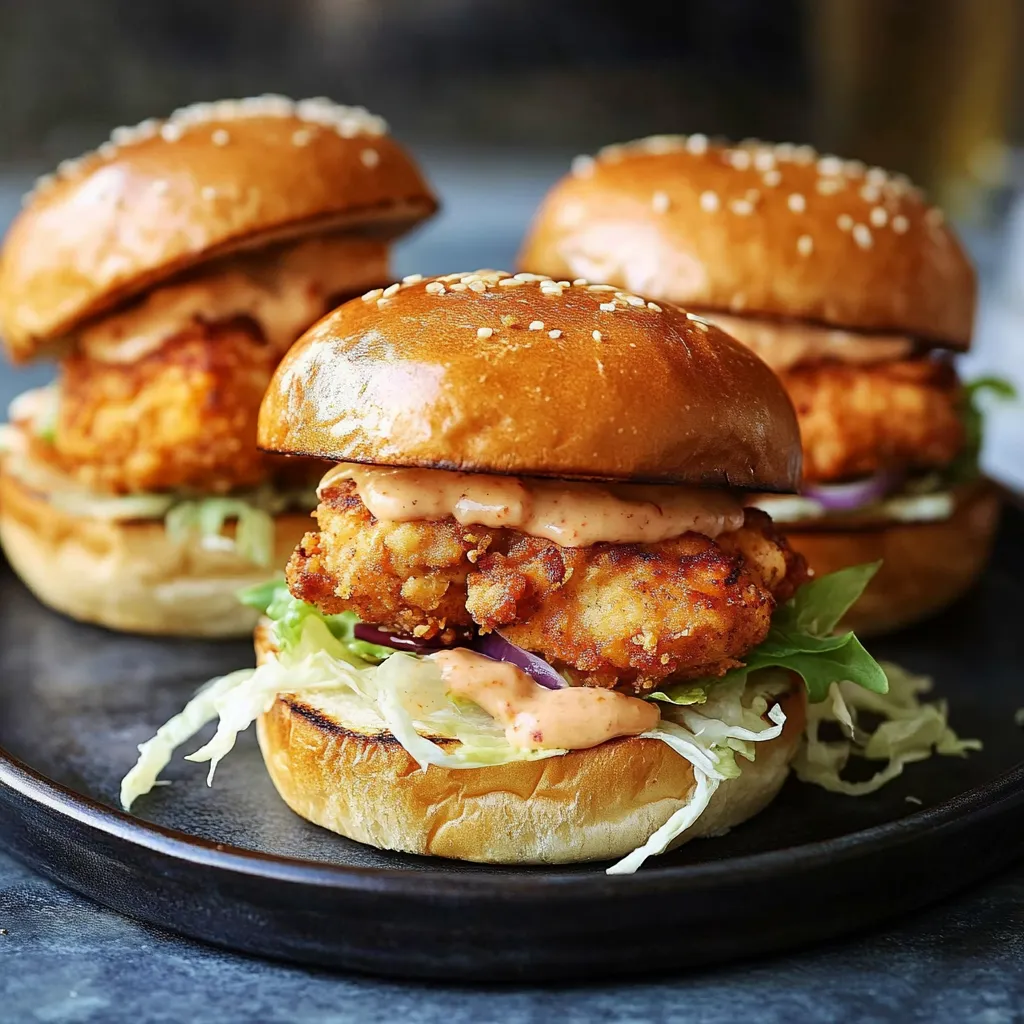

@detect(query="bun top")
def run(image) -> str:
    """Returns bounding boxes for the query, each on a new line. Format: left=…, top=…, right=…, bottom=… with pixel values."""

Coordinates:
left=0, top=96, right=437, bottom=361
left=518, top=135, right=975, bottom=348
left=258, top=270, right=802, bottom=492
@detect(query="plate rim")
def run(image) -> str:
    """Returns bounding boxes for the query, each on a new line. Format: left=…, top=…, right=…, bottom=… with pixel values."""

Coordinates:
left=3, top=736, right=1023, bottom=898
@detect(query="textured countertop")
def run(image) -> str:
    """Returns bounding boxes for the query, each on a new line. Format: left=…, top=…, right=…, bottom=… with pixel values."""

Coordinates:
left=2, top=849, right=1023, bottom=1022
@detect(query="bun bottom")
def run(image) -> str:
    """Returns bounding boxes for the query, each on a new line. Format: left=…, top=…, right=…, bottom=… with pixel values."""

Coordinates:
left=0, top=469, right=310, bottom=637
left=785, top=480, right=1001, bottom=636
left=254, top=625, right=806, bottom=865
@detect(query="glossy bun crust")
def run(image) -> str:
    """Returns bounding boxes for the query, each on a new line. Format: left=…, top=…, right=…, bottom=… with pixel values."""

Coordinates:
left=518, top=138, right=975, bottom=348
left=787, top=480, right=1001, bottom=635
left=254, top=624, right=807, bottom=865
left=258, top=271, right=802, bottom=491
left=0, top=98, right=436, bottom=360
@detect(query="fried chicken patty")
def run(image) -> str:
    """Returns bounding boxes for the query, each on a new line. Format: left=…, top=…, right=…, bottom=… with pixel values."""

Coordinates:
left=783, top=358, right=964, bottom=483
left=287, top=483, right=807, bottom=694
left=50, top=318, right=291, bottom=494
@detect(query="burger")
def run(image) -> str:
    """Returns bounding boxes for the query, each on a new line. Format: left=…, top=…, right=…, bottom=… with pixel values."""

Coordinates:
left=517, top=136, right=1008, bottom=634
left=120, top=270, right=898, bottom=872
left=0, top=95, right=436, bottom=636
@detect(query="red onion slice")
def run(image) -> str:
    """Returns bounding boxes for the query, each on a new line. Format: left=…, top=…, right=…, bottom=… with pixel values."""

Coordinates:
left=473, top=632, right=567, bottom=690
left=353, top=623, right=452, bottom=655
left=802, top=471, right=902, bottom=512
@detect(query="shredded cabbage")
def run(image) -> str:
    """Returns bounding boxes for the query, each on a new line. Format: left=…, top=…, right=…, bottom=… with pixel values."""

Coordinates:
left=166, top=498, right=276, bottom=567
left=793, top=661, right=980, bottom=795
left=119, top=605, right=789, bottom=873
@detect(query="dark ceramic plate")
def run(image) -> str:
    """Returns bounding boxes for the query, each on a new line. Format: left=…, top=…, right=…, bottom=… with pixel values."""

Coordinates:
left=1, top=508, right=1024, bottom=981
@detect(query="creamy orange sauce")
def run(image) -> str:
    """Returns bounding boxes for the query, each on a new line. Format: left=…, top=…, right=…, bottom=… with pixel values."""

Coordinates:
left=431, top=648, right=659, bottom=750
left=320, top=464, right=745, bottom=546
left=78, top=236, right=389, bottom=363
left=699, top=312, right=915, bottom=373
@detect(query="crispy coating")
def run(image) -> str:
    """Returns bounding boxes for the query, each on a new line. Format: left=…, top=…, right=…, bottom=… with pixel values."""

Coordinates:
left=784, top=358, right=964, bottom=483
left=287, top=486, right=806, bottom=693
left=51, top=318, right=292, bottom=494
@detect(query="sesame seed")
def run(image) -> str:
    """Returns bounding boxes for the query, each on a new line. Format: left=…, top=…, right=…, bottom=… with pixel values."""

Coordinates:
left=859, top=184, right=881, bottom=203
left=792, top=145, right=816, bottom=165
left=652, top=190, right=671, bottom=213
left=787, top=193, right=806, bottom=213
left=869, top=206, right=888, bottom=228
left=572, top=278, right=589, bottom=286
left=211, top=128, right=230, bottom=146
left=729, top=198, right=755, bottom=216
left=361, top=148, right=380, bottom=168
left=762, top=169, right=782, bottom=187
left=647, top=301, right=662, bottom=311
left=838, top=213, right=853, bottom=231
left=292, top=128, right=312, bottom=146
left=514, top=272, right=547, bottom=282
left=548, top=329, right=562, bottom=339
left=774, top=142, right=796, bottom=160
left=797, top=234, right=814, bottom=256
left=817, top=154, right=843, bottom=176
left=477, top=327, right=493, bottom=339
left=201, top=186, right=217, bottom=201
left=362, top=288, right=384, bottom=301
left=600, top=302, right=616, bottom=312
left=852, top=223, right=873, bottom=248
left=376, top=298, right=390, bottom=309
left=844, top=160, right=866, bottom=177
left=497, top=278, right=524, bottom=287
left=382, top=283, right=401, bottom=298
left=754, top=150, right=776, bottom=172
left=693, top=320, right=709, bottom=332
left=699, top=190, right=720, bottom=212
left=425, top=282, right=445, bottom=294
left=686, top=134, right=709, bottom=154
left=160, top=123, right=183, bottom=142
left=727, top=149, right=752, bottom=170
left=572, top=154, right=596, bottom=177
left=403, top=274, right=423, bottom=284
left=469, top=281, right=487, bottom=293
left=686, top=312, right=708, bottom=324
left=816, top=178, right=843, bottom=195
left=625, top=295, right=645, bottom=307
left=593, top=330, right=603, bottom=341
left=449, top=283, right=468, bottom=292
left=587, top=284, right=617, bottom=292
left=892, top=214, right=910, bottom=234
left=529, top=321, right=544, bottom=331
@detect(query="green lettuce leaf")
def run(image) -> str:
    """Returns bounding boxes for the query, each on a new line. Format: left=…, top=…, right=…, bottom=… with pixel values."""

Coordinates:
left=651, top=562, right=888, bottom=705
left=947, top=375, right=1017, bottom=484
left=237, top=578, right=394, bottom=663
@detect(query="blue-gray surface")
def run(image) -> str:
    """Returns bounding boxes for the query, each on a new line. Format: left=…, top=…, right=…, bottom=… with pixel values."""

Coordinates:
left=2, top=849, right=1024, bottom=1023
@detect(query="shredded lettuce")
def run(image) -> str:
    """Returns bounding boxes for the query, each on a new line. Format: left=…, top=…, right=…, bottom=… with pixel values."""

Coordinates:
left=652, top=562, right=888, bottom=706
left=793, top=661, right=980, bottom=795
left=166, top=498, right=276, bottom=567
left=119, top=602, right=789, bottom=873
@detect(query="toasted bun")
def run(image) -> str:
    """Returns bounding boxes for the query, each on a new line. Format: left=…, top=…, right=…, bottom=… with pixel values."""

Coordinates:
left=0, top=468, right=310, bottom=637
left=785, top=480, right=1001, bottom=636
left=0, top=96, right=437, bottom=361
left=518, top=137, right=975, bottom=348
left=253, top=625, right=806, bottom=865
left=258, top=270, right=802, bottom=491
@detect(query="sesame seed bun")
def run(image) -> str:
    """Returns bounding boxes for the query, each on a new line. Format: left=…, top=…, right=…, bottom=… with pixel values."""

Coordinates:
left=0, top=467, right=311, bottom=637
left=518, top=137, right=975, bottom=348
left=257, top=270, right=803, bottom=492
left=0, top=96, right=437, bottom=362
left=783, top=479, right=1001, bottom=636
left=253, top=622, right=807, bottom=865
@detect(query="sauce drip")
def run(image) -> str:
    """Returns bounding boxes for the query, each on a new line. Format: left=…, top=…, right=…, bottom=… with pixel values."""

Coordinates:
left=319, top=464, right=745, bottom=546
left=431, top=648, right=659, bottom=750
left=701, top=312, right=915, bottom=373
left=78, top=236, right=389, bottom=363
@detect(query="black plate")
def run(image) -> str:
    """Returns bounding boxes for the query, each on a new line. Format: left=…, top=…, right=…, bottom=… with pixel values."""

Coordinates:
left=1, top=508, right=1024, bottom=981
